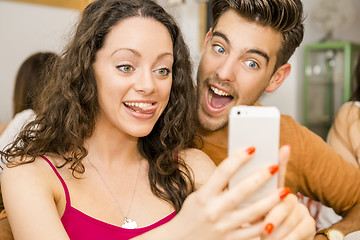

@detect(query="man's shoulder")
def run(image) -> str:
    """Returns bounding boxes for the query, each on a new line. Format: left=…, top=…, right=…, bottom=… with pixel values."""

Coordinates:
left=279, top=113, right=302, bottom=130
left=280, top=113, right=296, bottom=122
left=253, top=103, right=305, bottom=139
left=278, top=113, right=313, bottom=145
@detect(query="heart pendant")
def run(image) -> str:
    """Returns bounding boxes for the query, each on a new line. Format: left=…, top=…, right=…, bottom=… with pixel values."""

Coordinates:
left=122, top=218, right=137, bottom=229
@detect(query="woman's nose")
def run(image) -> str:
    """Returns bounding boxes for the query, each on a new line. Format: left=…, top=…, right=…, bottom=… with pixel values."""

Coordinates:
left=134, top=71, right=157, bottom=95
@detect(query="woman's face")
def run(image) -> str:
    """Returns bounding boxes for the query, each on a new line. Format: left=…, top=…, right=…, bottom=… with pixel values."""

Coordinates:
left=93, top=16, right=173, bottom=138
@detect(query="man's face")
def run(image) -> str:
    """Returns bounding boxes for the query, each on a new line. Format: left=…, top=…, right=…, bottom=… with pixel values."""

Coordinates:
left=196, top=9, right=284, bottom=131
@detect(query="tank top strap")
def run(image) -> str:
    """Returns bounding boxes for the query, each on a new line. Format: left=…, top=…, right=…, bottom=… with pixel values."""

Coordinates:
left=40, top=156, right=71, bottom=205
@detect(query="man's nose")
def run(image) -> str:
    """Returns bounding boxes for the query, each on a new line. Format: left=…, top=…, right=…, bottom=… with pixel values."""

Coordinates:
left=215, top=57, right=236, bottom=82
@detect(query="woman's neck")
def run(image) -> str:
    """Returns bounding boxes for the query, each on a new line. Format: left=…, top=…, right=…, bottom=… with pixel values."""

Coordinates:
left=85, top=123, right=141, bottom=168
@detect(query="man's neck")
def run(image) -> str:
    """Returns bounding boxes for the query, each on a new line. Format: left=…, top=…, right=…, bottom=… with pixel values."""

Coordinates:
left=196, top=124, right=229, bottom=147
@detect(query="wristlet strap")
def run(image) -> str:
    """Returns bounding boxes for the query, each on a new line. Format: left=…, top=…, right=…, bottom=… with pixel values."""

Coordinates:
left=315, top=228, right=345, bottom=240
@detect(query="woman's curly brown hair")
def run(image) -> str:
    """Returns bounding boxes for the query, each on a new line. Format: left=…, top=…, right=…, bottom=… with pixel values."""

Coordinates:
left=1, top=0, right=196, bottom=212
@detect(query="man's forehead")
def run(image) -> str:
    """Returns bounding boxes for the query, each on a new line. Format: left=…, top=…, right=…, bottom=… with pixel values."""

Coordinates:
left=213, top=10, right=282, bottom=59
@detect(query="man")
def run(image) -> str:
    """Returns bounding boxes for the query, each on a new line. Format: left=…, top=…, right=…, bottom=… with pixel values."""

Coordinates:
left=195, top=0, right=360, bottom=239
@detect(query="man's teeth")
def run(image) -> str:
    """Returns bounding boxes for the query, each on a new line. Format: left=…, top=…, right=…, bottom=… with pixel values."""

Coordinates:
left=124, top=102, right=152, bottom=110
left=211, top=86, right=230, bottom=96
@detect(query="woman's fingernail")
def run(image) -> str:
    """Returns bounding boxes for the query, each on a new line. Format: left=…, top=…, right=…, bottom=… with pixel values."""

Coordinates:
left=279, top=187, right=291, bottom=199
left=246, top=146, right=256, bottom=155
left=268, top=165, right=279, bottom=175
left=265, top=223, right=274, bottom=234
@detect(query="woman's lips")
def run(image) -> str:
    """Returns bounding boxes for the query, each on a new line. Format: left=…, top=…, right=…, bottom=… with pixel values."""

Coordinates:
left=123, top=101, right=157, bottom=119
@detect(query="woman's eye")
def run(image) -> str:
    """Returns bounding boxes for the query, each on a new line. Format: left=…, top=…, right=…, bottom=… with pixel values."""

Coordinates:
left=156, top=68, right=171, bottom=76
left=213, top=45, right=225, bottom=55
left=244, top=60, right=259, bottom=69
left=117, top=65, right=133, bottom=73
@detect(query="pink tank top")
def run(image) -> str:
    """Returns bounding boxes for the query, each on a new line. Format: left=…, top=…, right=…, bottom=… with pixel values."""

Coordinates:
left=41, top=156, right=176, bottom=239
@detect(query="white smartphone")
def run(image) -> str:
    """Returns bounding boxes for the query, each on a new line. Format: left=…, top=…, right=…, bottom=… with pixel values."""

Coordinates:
left=228, top=105, right=280, bottom=207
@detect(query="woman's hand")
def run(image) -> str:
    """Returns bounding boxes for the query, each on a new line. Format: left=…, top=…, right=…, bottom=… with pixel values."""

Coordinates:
left=175, top=145, right=314, bottom=240
left=261, top=145, right=315, bottom=239
left=261, top=192, right=315, bottom=240
left=174, top=145, right=314, bottom=240
left=135, top=145, right=315, bottom=240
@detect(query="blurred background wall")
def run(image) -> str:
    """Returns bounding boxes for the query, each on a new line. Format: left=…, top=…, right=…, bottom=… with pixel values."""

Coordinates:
left=1, top=0, right=360, bottom=124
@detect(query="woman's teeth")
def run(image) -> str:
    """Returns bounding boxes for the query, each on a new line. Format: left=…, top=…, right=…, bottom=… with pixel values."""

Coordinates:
left=124, top=102, right=153, bottom=110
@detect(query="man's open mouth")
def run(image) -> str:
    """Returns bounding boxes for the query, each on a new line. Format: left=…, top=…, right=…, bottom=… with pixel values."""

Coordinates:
left=207, top=86, right=233, bottom=109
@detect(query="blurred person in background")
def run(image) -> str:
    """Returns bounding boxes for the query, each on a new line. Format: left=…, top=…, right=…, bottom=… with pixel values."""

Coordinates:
left=0, top=51, right=59, bottom=240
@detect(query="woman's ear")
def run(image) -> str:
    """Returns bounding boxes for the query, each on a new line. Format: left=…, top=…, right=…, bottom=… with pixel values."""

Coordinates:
left=265, top=63, right=291, bottom=93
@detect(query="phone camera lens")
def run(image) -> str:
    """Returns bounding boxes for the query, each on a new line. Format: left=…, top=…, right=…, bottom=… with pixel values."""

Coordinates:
left=237, top=111, right=241, bottom=115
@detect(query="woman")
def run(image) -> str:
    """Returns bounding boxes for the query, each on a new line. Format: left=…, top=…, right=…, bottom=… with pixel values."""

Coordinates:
left=1, top=0, right=314, bottom=239
left=327, top=55, right=360, bottom=167
left=313, top=54, right=360, bottom=233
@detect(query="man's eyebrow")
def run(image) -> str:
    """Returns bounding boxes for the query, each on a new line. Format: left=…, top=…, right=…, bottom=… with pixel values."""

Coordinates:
left=212, top=31, right=269, bottom=64
left=211, top=31, right=230, bottom=46
left=247, top=49, right=269, bottom=64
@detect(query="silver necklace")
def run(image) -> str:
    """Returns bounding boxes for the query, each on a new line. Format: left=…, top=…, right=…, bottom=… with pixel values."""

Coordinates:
left=88, top=159, right=141, bottom=229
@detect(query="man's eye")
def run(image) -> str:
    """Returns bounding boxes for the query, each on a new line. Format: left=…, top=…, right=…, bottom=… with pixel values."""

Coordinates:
left=213, top=45, right=225, bottom=55
left=117, top=65, right=133, bottom=73
left=245, top=60, right=259, bottom=69
left=156, top=68, right=171, bottom=76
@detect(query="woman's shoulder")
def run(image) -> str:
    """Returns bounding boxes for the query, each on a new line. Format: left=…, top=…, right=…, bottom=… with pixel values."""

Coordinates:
left=3, top=156, right=40, bottom=180
left=179, top=148, right=216, bottom=188
left=1, top=155, right=62, bottom=192
left=339, top=101, right=360, bottom=111
left=336, top=101, right=360, bottom=121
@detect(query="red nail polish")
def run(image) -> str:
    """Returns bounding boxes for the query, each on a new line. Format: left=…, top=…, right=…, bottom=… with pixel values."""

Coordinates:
left=246, top=146, right=255, bottom=155
left=279, top=188, right=291, bottom=200
left=268, top=165, right=279, bottom=175
left=265, top=223, right=274, bottom=234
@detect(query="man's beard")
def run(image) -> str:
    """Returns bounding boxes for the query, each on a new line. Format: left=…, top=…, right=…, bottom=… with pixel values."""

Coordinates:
left=196, top=105, right=229, bottom=132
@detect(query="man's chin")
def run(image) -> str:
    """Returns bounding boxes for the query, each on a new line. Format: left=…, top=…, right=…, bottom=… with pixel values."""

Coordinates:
left=197, top=113, right=228, bottom=132
left=202, top=123, right=228, bottom=132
